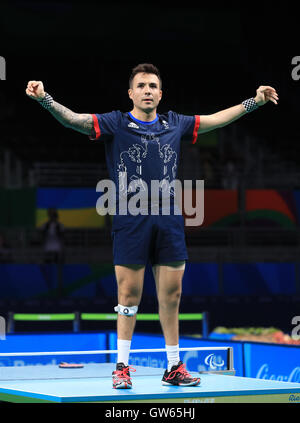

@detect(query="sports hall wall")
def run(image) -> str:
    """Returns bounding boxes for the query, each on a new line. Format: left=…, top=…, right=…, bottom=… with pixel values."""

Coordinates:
left=2, top=187, right=300, bottom=228
left=1, top=187, right=300, bottom=333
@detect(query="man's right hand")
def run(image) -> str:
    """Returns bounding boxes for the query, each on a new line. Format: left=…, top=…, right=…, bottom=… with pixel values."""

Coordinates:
left=24, top=82, right=94, bottom=136
left=26, top=81, right=46, bottom=101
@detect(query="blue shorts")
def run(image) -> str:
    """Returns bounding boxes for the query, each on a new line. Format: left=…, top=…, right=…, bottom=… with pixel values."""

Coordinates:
left=111, top=213, right=188, bottom=266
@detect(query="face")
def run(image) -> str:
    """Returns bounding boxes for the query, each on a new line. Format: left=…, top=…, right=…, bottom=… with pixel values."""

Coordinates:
left=128, top=73, right=162, bottom=113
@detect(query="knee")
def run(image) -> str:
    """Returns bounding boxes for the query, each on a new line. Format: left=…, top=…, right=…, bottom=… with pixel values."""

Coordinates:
left=159, top=286, right=182, bottom=309
left=118, top=281, right=142, bottom=306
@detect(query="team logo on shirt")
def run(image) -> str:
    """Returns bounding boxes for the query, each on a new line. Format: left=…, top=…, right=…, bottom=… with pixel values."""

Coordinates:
left=117, top=133, right=177, bottom=197
left=128, top=122, right=139, bottom=129
left=162, top=120, right=169, bottom=129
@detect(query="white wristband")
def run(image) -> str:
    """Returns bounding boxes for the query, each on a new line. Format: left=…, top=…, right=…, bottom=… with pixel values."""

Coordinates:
left=242, top=97, right=259, bottom=113
left=38, top=92, right=54, bottom=110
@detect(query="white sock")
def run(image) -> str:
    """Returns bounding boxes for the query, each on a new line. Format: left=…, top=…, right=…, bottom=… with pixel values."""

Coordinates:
left=117, top=339, right=131, bottom=366
left=166, top=344, right=180, bottom=371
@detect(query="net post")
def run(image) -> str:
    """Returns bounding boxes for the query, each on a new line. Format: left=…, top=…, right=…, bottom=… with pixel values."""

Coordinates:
left=202, top=311, right=209, bottom=339
left=0, top=315, right=6, bottom=340
left=73, top=311, right=80, bottom=333
left=227, top=347, right=234, bottom=371
left=7, top=312, right=14, bottom=334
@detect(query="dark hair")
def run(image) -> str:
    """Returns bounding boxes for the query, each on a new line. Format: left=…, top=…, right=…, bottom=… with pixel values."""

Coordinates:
left=129, top=63, right=162, bottom=88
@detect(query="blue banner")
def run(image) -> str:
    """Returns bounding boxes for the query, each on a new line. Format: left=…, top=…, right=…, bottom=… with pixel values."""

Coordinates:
left=223, top=263, right=296, bottom=295
left=0, top=333, right=107, bottom=367
left=244, top=342, right=300, bottom=383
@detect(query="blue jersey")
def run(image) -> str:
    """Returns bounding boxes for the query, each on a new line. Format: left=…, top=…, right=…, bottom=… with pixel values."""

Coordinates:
left=90, top=111, right=200, bottom=213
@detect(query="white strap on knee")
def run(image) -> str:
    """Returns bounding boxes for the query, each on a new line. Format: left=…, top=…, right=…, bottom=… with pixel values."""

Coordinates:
left=114, top=304, right=138, bottom=316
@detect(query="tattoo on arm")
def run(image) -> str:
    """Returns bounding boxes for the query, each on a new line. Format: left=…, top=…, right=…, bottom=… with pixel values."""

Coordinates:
left=48, top=101, right=94, bottom=136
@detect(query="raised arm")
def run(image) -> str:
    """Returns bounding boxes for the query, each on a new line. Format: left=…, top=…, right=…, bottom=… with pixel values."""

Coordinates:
left=25, top=80, right=94, bottom=136
left=198, top=86, right=279, bottom=134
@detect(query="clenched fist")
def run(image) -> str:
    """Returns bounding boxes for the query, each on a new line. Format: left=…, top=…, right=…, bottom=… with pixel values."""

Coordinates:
left=26, top=81, right=46, bottom=101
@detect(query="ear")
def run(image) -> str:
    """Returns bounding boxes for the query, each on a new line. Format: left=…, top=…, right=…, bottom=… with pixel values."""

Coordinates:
left=128, top=88, right=133, bottom=100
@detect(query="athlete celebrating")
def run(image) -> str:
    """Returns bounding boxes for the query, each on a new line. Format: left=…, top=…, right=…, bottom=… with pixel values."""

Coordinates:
left=26, top=64, right=278, bottom=389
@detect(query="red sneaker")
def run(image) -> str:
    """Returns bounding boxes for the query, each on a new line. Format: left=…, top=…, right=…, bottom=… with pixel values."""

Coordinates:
left=112, top=362, right=136, bottom=389
left=162, top=361, right=201, bottom=386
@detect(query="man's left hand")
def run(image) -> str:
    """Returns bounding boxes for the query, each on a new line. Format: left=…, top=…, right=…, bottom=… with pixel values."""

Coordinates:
left=255, top=86, right=279, bottom=106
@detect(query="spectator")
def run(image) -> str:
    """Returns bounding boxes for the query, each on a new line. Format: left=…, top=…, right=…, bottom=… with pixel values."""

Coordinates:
left=40, top=208, right=65, bottom=264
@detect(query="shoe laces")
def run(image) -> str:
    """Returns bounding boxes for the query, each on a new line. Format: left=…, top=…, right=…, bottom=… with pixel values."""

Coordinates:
left=166, top=363, right=191, bottom=380
left=115, top=365, right=136, bottom=380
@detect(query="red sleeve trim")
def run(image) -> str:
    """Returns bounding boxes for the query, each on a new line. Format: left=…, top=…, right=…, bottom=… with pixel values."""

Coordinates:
left=192, top=115, right=200, bottom=144
left=89, top=114, right=101, bottom=140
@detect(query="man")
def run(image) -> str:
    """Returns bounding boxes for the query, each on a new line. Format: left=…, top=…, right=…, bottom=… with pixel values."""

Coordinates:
left=26, top=64, right=278, bottom=389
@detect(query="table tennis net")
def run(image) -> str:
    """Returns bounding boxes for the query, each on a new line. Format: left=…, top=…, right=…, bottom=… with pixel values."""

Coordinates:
left=0, top=347, right=231, bottom=381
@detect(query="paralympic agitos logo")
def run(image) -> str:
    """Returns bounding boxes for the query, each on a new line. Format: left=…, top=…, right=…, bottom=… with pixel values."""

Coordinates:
left=204, top=354, right=225, bottom=370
